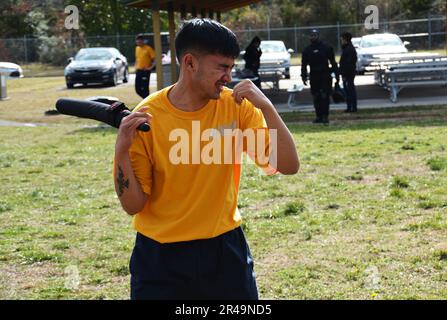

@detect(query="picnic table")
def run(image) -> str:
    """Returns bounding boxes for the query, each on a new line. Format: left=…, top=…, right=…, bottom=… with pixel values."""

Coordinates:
left=372, top=53, right=447, bottom=102
left=259, top=69, right=282, bottom=93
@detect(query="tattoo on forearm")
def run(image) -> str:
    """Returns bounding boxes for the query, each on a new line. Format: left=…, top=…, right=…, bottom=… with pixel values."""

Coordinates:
left=116, top=165, right=129, bottom=197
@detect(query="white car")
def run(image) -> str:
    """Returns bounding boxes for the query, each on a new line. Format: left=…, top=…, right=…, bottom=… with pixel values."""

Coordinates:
left=352, top=37, right=361, bottom=49
left=259, top=40, right=294, bottom=79
left=356, top=33, right=409, bottom=73
left=0, top=62, right=24, bottom=78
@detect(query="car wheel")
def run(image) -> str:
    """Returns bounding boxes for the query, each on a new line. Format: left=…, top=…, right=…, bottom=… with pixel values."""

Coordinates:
left=66, top=82, right=74, bottom=89
left=123, top=68, right=129, bottom=83
left=110, top=71, right=118, bottom=86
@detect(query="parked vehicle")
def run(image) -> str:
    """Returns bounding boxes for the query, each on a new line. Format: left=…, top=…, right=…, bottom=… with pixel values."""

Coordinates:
left=0, top=62, right=23, bottom=78
left=351, top=37, right=361, bottom=49
left=64, top=47, right=128, bottom=88
left=259, top=40, right=294, bottom=79
left=356, top=33, right=409, bottom=73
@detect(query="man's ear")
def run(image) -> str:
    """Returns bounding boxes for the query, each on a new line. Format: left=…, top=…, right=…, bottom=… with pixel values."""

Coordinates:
left=183, top=53, right=196, bottom=71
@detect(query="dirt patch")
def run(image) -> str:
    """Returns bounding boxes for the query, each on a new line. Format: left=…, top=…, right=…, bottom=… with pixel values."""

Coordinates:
left=0, top=262, right=60, bottom=299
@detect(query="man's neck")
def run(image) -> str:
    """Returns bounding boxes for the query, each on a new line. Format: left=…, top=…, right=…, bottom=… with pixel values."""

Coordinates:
left=168, top=79, right=210, bottom=112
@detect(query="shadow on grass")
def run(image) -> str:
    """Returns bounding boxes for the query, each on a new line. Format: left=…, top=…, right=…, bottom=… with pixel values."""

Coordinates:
left=67, top=125, right=117, bottom=135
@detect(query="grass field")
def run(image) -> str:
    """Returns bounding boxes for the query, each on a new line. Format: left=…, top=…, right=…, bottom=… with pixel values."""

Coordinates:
left=0, top=77, right=446, bottom=300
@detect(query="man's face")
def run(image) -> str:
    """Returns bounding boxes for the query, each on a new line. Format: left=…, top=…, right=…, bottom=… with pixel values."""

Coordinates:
left=193, top=54, right=234, bottom=100
left=310, top=33, right=319, bottom=44
left=341, top=37, right=348, bottom=45
left=136, top=39, right=144, bottom=47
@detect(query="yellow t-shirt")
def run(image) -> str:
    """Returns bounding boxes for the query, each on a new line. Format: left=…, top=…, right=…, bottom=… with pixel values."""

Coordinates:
left=135, top=45, right=155, bottom=70
left=128, top=86, right=276, bottom=243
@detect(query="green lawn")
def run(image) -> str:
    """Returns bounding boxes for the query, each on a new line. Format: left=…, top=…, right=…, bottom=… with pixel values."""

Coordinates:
left=0, top=76, right=147, bottom=124
left=0, top=77, right=446, bottom=300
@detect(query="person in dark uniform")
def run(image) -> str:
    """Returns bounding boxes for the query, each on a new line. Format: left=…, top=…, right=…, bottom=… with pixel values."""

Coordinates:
left=301, top=29, right=339, bottom=124
left=339, top=32, right=358, bottom=113
left=243, top=36, right=262, bottom=89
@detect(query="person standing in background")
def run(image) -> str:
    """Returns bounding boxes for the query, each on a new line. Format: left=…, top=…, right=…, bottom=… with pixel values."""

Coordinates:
left=243, top=36, right=262, bottom=89
left=301, top=29, right=339, bottom=124
left=135, top=34, right=156, bottom=99
left=339, top=32, right=358, bottom=113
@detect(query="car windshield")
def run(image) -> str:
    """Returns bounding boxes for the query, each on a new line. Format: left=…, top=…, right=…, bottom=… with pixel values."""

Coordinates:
left=361, top=36, right=402, bottom=48
left=260, top=42, right=286, bottom=53
left=75, top=50, right=113, bottom=61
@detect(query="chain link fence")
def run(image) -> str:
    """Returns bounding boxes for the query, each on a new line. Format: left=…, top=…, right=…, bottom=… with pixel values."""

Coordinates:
left=0, top=16, right=445, bottom=66
left=234, top=16, right=447, bottom=55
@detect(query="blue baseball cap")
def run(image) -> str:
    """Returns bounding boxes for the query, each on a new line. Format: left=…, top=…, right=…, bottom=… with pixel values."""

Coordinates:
left=310, top=29, right=319, bottom=35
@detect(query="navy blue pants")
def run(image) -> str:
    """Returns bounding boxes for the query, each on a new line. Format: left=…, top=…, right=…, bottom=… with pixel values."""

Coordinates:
left=310, top=73, right=332, bottom=120
left=343, top=75, right=357, bottom=111
left=135, top=69, right=151, bottom=99
left=129, top=227, right=259, bottom=300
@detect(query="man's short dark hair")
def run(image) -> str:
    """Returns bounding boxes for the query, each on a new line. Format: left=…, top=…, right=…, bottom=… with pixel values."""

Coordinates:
left=341, top=32, right=353, bottom=42
left=136, top=34, right=145, bottom=40
left=175, top=18, right=240, bottom=62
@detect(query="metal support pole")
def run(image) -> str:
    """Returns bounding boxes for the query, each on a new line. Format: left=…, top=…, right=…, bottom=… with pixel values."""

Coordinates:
left=428, top=15, right=432, bottom=50
left=337, top=22, right=341, bottom=54
left=0, top=74, right=9, bottom=101
left=267, top=15, right=271, bottom=40
left=294, top=25, right=297, bottom=54
left=24, top=35, right=28, bottom=64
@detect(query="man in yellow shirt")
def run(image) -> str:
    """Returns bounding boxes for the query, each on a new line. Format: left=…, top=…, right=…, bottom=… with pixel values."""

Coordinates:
left=135, top=34, right=156, bottom=98
left=114, top=19, right=299, bottom=300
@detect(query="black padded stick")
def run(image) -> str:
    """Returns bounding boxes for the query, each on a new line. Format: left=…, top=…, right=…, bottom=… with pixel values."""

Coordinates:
left=55, top=98, right=150, bottom=132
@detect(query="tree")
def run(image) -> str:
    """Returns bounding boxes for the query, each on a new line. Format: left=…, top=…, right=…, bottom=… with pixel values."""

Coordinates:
left=0, top=0, right=34, bottom=37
